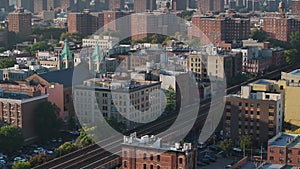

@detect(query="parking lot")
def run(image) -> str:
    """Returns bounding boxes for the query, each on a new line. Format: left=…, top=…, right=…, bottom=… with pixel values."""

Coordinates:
left=0, top=130, right=79, bottom=169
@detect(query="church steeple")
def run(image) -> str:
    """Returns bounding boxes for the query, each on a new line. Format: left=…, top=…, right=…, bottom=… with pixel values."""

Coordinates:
left=89, top=42, right=106, bottom=76
left=60, top=39, right=73, bottom=69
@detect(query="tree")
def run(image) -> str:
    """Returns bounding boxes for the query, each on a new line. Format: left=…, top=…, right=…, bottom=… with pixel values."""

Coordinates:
left=55, top=142, right=78, bottom=157
left=165, top=86, right=176, bottom=113
left=60, top=32, right=82, bottom=42
left=75, top=128, right=95, bottom=148
left=290, top=32, right=300, bottom=50
left=0, top=126, right=24, bottom=153
left=12, top=161, right=31, bottom=169
left=285, top=49, right=298, bottom=64
left=240, top=135, right=253, bottom=151
left=249, top=29, right=268, bottom=42
left=220, top=138, right=233, bottom=156
left=26, top=41, right=53, bottom=55
left=34, top=102, right=62, bottom=142
left=0, top=58, right=16, bottom=69
left=29, top=154, right=53, bottom=167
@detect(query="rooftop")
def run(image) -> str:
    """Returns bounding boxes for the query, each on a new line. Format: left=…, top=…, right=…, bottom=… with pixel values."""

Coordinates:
left=288, top=69, right=300, bottom=76
left=122, top=132, right=193, bottom=152
left=268, top=132, right=299, bottom=147
left=253, top=79, right=275, bottom=85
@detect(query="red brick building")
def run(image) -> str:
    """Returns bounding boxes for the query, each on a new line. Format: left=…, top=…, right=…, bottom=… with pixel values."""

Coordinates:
left=68, top=9, right=104, bottom=37
left=267, top=132, right=300, bottom=166
left=103, top=11, right=131, bottom=36
left=190, top=10, right=250, bottom=45
left=291, top=0, right=300, bottom=16
left=122, top=133, right=197, bottom=169
left=131, top=12, right=185, bottom=40
left=223, top=81, right=283, bottom=144
left=109, top=0, right=125, bottom=10
left=198, top=0, right=224, bottom=13
left=172, top=0, right=187, bottom=11
left=0, top=87, right=48, bottom=142
left=134, top=0, right=156, bottom=13
left=8, top=8, right=32, bottom=37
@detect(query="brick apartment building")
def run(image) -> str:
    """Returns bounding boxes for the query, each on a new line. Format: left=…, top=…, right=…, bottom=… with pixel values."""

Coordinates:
left=122, top=133, right=197, bottom=169
left=262, top=4, right=300, bottom=42
left=267, top=132, right=300, bottom=166
left=8, top=8, right=32, bottom=37
left=291, top=0, right=300, bottom=16
left=103, top=11, right=131, bottom=37
left=134, top=0, right=157, bottom=13
left=172, top=0, right=187, bottom=11
left=68, top=9, right=104, bottom=37
left=0, top=87, right=48, bottom=142
left=190, top=10, right=250, bottom=46
left=109, top=0, right=125, bottom=10
left=198, top=0, right=224, bottom=13
left=223, top=79, right=283, bottom=144
left=130, top=12, right=185, bottom=40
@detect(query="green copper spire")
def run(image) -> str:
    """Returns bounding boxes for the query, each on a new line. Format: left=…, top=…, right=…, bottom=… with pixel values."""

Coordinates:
left=60, top=39, right=73, bottom=61
left=91, top=42, right=104, bottom=62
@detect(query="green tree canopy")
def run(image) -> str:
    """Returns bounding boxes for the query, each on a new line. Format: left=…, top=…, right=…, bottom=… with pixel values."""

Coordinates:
left=0, top=126, right=24, bottom=153
left=285, top=49, right=298, bottom=64
left=165, top=86, right=176, bottom=113
left=220, top=138, right=233, bottom=155
left=0, top=58, right=16, bottom=69
left=75, top=127, right=95, bottom=148
left=60, top=32, right=82, bottom=42
left=26, top=41, right=54, bottom=55
left=240, top=135, right=253, bottom=150
left=34, top=102, right=62, bottom=142
left=249, top=29, right=268, bottom=42
left=29, top=154, right=53, bottom=167
left=12, top=161, right=31, bottom=169
left=55, top=142, right=78, bottom=157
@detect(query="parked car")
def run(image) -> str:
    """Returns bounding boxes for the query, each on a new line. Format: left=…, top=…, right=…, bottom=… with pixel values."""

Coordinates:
left=197, top=142, right=207, bottom=149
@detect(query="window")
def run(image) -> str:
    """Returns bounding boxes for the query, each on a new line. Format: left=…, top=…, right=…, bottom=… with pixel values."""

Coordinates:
left=250, top=103, right=254, bottom=107
left=280, top=149, right=284, bottom=154
left=143, top=153, right=147, bottom=159
left=239, top=102, right=242, bottom=106
left=288, top=149, right=292, bottom=154
left=150, top=154, right=153, bottom=160
left=245, top=103, right=248, bottom=106
left=280, top=85, right=284, bottom=90
left=266, top=95, right=270, bottom=99
left=268, top=120, right=274, bottom=124
left=270, top=148, right=274, bottom=153
left=144, top=164, right=147, bottom=169
left=269, top=112, right=274, bottom=116
left=269, top=104, right=275, bottom=109
left=257, top=111, right=260, bottom=115
left=179, top=158, right=183, bottom=164
left=124, top=161, right=127, bottom=168
left=269, top=156, right=274, bottom=161
left=157, top=166, right=160, bottom=169
left=124, top=151, right=127, bottom=157
left=157, top=155, right=160, bottom=162
left=257, top=103, right=260, bottom=108
left=279, top=157, right=284, bottom=162
left=150, top=165, right=153, bottom=169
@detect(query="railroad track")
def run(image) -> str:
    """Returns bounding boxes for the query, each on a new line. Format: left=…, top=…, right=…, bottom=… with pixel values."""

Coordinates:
left=34, top=63, right=299, bottom=169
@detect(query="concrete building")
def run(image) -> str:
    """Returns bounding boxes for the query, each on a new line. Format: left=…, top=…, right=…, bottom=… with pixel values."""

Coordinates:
left=190, top=10, right=250, bottom=46
left=134, top=0, right=157, bottom=13
left=82, top=35, right=119, bottom=49
left=267, top=132, right=300, bottom=166
left=68, top=9, right=104, bottom=37
left=0, top=65, right=34, bottom=81
left=8, top=8, right=32, bottom=37
left=281, top=69, right=300, bottom=127
left=73, top=78, right=162, bottom=128
left=122, top=133, right=197, bottom=169
left=0, top=87, right=48, bottom=142
left=223, top=79, right=284, bottom=144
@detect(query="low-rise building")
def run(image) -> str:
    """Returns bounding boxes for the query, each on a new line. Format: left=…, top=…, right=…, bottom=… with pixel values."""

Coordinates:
left=122, top=133, right=197, bottom=169
left=0, top=87, right=48, bottom=142
left=267, top=132, right=300, bottom=166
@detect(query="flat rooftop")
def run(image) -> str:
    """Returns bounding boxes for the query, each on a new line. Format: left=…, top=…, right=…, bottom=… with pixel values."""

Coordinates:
left=0, top=91, right=30, bottom=100
left=288, top=69, right=300, bottom=76
left=268, top=132, right=299, bottom=147
left=253, top=79, right=274, bottom=85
